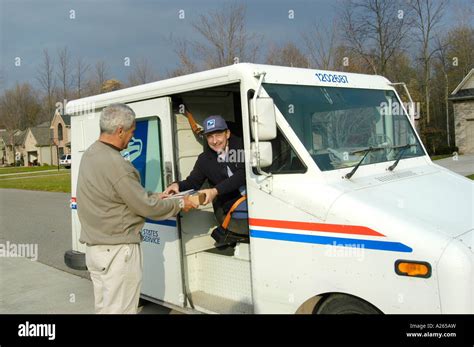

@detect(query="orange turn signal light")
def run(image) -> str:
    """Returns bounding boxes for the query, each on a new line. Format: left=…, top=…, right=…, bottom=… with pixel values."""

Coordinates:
left=395, top=260, right=431, bottom=278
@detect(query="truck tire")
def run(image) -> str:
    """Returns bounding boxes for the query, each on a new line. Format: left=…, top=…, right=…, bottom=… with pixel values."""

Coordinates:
left=315, top=294, right=381, bottom=314
left=64, top=250, right=87, bottom=270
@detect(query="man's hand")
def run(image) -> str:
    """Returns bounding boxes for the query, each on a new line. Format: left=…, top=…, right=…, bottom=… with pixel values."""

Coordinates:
left=199, top=188, right=218, bottom=205
left=181, top=195, right=198, bottom=212
left=163, top=182, right=180, bottom=197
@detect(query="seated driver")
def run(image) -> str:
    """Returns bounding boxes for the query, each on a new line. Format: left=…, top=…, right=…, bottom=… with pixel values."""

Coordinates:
left=163, top=115, right=247, bottom=232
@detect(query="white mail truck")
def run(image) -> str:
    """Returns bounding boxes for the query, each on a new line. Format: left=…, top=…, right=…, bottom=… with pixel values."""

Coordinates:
left=64, top=63, right=473, bottom=314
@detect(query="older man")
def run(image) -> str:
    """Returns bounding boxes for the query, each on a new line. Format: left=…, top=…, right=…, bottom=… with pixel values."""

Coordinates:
left=77, top=103, right=196, bottom=314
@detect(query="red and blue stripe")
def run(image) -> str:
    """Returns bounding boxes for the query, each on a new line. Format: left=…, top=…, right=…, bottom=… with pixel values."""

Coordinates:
left=249, top=218, right=412, bottom=253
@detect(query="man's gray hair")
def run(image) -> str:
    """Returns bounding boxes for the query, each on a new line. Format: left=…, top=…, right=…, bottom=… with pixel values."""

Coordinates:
left=100, top=103, right=136, bottom=134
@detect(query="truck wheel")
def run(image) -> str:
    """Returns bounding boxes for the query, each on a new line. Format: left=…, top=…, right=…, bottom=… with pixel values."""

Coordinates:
left=64, top=250, right=87, bottom=270
left=315, top=294, right=381, bottom=314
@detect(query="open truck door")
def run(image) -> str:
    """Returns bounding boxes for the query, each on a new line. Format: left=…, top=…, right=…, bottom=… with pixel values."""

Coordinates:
left=125, top=97, right=185, bottom=307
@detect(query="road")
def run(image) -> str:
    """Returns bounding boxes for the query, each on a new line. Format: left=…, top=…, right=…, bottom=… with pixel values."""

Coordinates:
left=0, top=188, right=171, bottom=313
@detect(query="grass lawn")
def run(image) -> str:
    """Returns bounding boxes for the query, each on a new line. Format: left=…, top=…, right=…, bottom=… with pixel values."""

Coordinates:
left=0, top=165, right=62, bottom=175
left=0, top=172, right=71, bottom=192
left=467, top=174, right=474, bottom=180
left=430, top=154, right=453, bottom=161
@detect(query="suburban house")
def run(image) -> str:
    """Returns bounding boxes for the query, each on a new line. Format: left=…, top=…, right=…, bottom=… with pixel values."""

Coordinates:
left=450, top=68, right=474, bottom=154
left=50, top=110, right=71, bottom=165
left=0, top=129, right=27, bottom=166
left=23, top=122, right=53, bottom=166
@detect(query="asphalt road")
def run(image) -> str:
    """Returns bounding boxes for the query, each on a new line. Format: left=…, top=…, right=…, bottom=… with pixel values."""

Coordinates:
left=0, top=188, right=171, bottom=314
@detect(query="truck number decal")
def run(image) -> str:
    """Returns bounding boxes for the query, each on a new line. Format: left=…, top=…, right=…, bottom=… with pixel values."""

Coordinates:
left=315, top=73, right=348, bottom=84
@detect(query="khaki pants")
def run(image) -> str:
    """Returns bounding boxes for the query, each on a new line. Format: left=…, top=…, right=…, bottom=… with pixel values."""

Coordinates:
left=85, top=243, right=143, bottom=314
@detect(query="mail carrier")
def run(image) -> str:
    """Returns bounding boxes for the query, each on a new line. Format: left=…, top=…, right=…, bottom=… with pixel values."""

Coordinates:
left=64, top=63, right=473, bottom=314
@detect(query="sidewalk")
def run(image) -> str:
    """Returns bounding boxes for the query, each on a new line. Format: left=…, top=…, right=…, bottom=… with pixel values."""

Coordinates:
left=0, top=257, right=173, bottom=314
left=434, top=154, right=474, bottom=176
left=0, top=257, right=95, bottom=314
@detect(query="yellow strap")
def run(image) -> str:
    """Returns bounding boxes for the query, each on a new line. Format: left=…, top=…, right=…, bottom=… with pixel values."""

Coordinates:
left=222, top=195, right=247, bottom=230
left=185, top=110, right=203, bottom=135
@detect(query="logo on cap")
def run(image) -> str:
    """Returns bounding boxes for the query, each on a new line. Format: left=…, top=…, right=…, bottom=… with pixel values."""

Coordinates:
left=206, top=119, right=216, bottom=129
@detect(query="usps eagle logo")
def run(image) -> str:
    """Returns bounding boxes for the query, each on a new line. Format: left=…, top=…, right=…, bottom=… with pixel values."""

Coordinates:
left=207, top=119, right=215, bottom=129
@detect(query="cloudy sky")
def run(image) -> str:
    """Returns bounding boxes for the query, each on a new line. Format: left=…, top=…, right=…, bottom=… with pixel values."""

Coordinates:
left=0, top=0, right=471, bottom=92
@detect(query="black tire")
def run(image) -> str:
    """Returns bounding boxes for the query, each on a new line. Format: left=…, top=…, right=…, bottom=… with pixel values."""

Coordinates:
left=315, top=294, right=381, bottom=314
left=64, top=250, right=87, bottom=270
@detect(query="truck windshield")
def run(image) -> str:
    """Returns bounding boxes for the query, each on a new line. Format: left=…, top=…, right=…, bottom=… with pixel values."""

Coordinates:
left=263, top=83, right=425, bottom=171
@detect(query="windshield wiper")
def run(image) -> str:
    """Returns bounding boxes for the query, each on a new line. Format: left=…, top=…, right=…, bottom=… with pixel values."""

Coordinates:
left=344, top=146, right=386, bottom=179
left=387, top=144, right=417, bottom=171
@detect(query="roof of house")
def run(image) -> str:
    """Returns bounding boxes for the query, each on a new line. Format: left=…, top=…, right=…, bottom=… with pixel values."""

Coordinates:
left=450, top=69, right=474, bottom=101
left=30, top=127, right=52, bottom=146
left=61, top=114, right=71, bottom=126
left=14, top=130, right=27, bottom=145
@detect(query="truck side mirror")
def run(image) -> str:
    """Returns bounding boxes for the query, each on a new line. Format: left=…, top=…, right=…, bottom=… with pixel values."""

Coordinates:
left=250, top=97, right=277, bottom=141
left=251, top=141, right=273, bottom=168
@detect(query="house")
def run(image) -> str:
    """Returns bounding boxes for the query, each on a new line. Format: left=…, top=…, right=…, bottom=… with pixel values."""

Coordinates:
left=450, top=69, right=474, bottom=154
left=0, top=129, right=27, bottom=166
left=50, top=110, right=71, bottom=165
left=23, top=122, right=53, bottom=166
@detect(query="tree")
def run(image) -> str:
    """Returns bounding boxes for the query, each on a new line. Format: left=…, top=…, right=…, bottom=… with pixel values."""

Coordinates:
left=409, top=0, right=447, bottom=125
left=127, top=58, right=158, bottom=86
left=36, top=49, right=56, bottom=119
left=0, top=83, right=42, bottom=147
left=302, top=21, right=339, bottom=70
left=341, top=0, right=412, bottom=75
left=74, top=57, right=90, bottom=99
left=57, top=47, right=72, bottom=101
left=172, top=3, right=261, bottom=74
left=168, top=38, right=198, bottom=77
left=101, top=79, right=123, bottom=93
left=265, top=42, right=308, bottom=68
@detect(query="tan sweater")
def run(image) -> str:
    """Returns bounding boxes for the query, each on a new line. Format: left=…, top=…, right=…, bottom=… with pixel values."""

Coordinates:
left=77, top=140, right=181, bottom=245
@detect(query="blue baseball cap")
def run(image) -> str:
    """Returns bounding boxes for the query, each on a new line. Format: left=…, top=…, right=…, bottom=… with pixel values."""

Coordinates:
left=203, top=115, right=228, bottom=134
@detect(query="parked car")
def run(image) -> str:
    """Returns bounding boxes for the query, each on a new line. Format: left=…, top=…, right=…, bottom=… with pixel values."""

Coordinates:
left=59, top=154, right=72, bottom=168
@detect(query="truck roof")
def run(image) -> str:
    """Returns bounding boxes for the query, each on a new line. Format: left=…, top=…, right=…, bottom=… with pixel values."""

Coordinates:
left=66, top=63, right=392, bottom=115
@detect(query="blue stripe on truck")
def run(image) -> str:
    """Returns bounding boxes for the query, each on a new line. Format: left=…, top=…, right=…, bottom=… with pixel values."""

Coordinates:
left=250, top=229, right=412, bottom=253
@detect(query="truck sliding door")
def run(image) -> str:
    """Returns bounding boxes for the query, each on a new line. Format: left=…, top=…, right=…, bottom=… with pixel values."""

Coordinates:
left=124, top=97, right=184, bottom=307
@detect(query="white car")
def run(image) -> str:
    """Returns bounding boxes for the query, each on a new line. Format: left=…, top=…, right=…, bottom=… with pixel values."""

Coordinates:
left=59, top=154, right=72, bottom=168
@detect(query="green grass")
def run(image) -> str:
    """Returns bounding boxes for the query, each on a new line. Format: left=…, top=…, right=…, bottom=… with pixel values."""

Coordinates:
left=0, top=172, right=71, bottom=192
left=430, top=154, right=453, bottom=161
left=467, top=174, right=474, bottom=180
left=0, top=165, right=62, bottom=174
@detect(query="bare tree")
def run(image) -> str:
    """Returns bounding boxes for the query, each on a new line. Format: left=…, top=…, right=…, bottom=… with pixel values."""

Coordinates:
left=434, top=35, right=451, bottom=147
left=127, top=57, right=158, bottom=86
left=74, top=57, right=90, bottom=99
left=94, top=60, right=109, bottom=93
left=36, top=49, right=56, bottom=119
left=57, top=47, right=72, bottom=101
left=341, top=0, right=412, bottom=75
left=168, top=38, right=198, bottom=77
left=189, top=3, right=261, bottom=69
left=409, top=0, right=447, bottom=125
left=302, top=21, right=339, bottom=69
left=265, top=42, right=308, bottom=68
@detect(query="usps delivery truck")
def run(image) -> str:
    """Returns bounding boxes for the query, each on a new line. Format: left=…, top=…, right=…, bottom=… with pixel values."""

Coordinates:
left=64, top=63, right=473, bottom=314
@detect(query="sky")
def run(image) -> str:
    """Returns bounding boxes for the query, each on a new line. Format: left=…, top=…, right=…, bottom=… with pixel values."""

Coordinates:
left=0, top=0, right=472, bottom=92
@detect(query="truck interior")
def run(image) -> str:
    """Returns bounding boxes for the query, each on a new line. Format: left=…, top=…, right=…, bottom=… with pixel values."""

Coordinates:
left=170, top=83, right=254, bottom=313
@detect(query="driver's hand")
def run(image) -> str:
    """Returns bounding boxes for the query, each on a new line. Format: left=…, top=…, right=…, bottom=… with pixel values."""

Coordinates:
left=199, top=188, right=218, bottom=205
